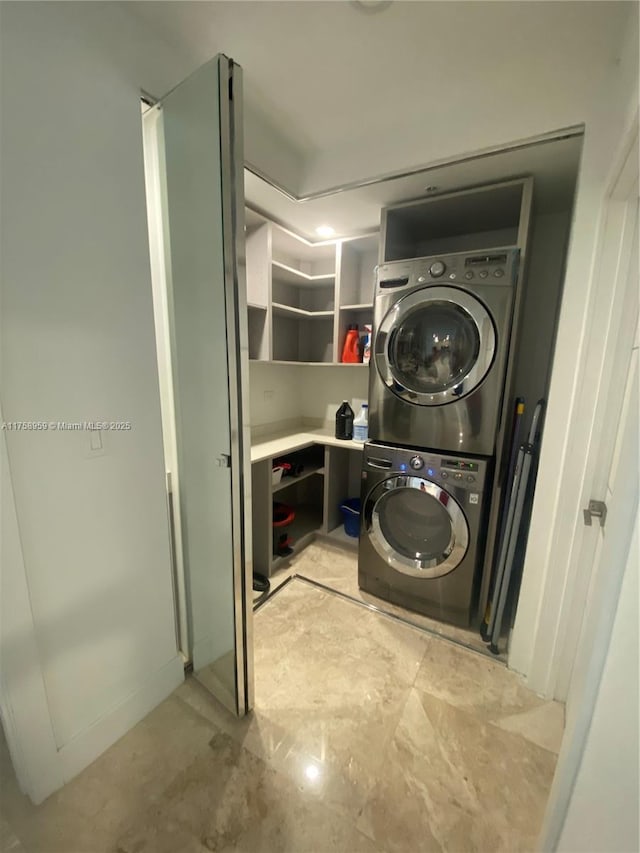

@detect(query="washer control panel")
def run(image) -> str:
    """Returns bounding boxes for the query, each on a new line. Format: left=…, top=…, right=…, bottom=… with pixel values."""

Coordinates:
left=364, top=444, right=487, bottom=492
left=428, top=260, right=446, bottom=278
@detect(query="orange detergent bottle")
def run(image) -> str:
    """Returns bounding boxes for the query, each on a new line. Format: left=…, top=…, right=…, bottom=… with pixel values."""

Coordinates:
left=341, top=324, right=360, bottom=363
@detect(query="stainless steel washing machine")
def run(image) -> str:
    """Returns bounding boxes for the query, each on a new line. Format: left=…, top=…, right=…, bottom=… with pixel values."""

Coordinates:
left=358, top=442, right=491, bottom=627
left=369, top=249, right=519, bottom=456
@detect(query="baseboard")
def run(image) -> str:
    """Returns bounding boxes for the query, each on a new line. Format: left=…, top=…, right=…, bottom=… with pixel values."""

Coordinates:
left=58, top=655, right=184, bottom=784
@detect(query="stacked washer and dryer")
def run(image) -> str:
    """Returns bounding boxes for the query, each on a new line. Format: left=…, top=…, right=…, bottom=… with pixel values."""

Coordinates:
left=358, top=248, right=520, bottom=628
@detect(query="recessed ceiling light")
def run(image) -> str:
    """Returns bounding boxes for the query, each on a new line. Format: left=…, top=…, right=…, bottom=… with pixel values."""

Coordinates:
left=350, top=0, right=393, bottom=13
left=315, top=225, right=335, bottom=238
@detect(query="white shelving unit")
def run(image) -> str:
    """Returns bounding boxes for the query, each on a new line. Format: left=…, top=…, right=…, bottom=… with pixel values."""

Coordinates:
left=251, top=442, right=362, bottom=577
left=245, top=209, right=379, bottom=365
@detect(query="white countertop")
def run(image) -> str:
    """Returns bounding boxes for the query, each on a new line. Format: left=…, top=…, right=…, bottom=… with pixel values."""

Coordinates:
left=251, top=426, right=364, bottom=463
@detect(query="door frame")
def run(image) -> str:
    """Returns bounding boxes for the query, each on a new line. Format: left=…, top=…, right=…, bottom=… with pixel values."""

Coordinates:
left=508, top=110, right=639, bottom=697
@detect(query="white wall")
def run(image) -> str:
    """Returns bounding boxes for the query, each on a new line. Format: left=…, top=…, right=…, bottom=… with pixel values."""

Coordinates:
left=249, top=362, right=369, bottom=430
left=508, top=3, right=638, bottom=692
left=512, top=210, right=573, bottom=437
left=298, top=366, right=369, bottom=426
left=0, top=2, right=188, bottom=800
left=249, top=363, right=303, bottom=429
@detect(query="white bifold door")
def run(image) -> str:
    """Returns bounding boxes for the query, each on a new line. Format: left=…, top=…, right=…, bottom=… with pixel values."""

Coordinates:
left=149, top=55, right=253, bottom=716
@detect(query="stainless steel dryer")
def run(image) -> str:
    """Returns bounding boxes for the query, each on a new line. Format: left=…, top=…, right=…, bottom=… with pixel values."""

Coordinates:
left=369, top=249, right=519, bottom=456
left=358, top=443, right=490, bottom=627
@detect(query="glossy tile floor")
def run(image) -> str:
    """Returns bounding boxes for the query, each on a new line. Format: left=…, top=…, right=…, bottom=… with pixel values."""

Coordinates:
left=272, top=538, right=499, bottom=657
left=1, top=578, right=563, bottom=853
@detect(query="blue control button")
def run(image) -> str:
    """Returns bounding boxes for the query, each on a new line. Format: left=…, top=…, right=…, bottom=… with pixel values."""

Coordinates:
left=400, top=463, right=407, bottom=472
left=427, top=467, right=435, bottom=477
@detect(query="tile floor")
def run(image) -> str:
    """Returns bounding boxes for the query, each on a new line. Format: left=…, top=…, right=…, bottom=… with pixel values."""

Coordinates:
left=1, top=577, right=563, bottom=853
left=267, top=538, right=498, bottom=657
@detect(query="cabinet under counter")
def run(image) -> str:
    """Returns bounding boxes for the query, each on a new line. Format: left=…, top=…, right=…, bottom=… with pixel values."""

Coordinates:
left=250, top=427, right=364, bottom=577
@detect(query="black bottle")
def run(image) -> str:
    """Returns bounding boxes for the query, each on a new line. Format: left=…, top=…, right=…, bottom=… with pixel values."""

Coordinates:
left=335, top=400, right=354, bottom=440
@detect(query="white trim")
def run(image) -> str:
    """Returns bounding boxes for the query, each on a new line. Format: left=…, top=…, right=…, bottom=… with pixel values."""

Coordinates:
left=508, top=109, right=639, bottom=697
left=58, top=655, right=184, bottom=783
left=0, top=419, right=63, bottom=803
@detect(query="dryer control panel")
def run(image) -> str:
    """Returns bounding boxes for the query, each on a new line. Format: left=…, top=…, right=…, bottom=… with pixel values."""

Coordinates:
left=377, top=248, right=519, bottom=292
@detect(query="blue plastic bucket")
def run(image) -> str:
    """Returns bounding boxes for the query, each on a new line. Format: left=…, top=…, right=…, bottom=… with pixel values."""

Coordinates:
left=339, top=498, right=361, bottom=538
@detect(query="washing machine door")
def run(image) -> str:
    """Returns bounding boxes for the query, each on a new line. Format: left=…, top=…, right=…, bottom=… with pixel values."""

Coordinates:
left=364, top=475, right=469, bottom=579
left=375, top=286, right=496, bottom=406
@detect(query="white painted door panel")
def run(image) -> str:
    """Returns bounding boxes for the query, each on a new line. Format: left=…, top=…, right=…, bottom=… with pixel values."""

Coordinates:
left=553, top=140, right=639, bottom=707
left=156, top=56, right=251, bottom=715
left=539, top=125, right=639, bottom=852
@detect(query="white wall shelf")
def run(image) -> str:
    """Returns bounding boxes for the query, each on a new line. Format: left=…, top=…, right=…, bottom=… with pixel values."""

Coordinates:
left=272, top=466, right=325, bottom=493
left=261, top=360, right=368, bottom=367
left=272, top=260, right=335, bottom=286
left=272, top=302, right=334, bottom=319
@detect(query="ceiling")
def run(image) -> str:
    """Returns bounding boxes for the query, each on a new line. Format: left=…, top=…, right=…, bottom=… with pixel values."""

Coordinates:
left=244, top=131, right=583, bottom=240
left=125, top=1, right=632, bottom=237
left=127, top=1, right=629, bottom=197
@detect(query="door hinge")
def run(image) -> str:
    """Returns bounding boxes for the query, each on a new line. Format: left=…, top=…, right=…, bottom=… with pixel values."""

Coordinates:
left=216, top=453, right=231, bottom=468
left=583, top=499, right=607, bottom=528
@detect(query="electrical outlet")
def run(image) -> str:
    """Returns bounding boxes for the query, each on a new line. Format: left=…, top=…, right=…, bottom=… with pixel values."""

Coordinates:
left=84, top=428, right=106, bottom=459
left=264, top=389, right=274, bottom=401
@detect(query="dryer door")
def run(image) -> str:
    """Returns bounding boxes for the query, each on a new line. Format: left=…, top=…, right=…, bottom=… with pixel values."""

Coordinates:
left=364, top=475, right=469, bottom=578
left=375, top=286, right=496, bottom=406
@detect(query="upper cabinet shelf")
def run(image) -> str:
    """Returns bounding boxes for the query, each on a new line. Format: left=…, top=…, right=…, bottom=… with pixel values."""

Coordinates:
left=381, top=179, right=530, bottom=263
left=245, top=209, right=378, bottom=365
left=272, top=303, right=334, bottom=319
left=271, top=260, right=335, bottom=286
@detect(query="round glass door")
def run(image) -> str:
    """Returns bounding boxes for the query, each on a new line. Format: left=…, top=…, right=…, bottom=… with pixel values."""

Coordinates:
left=375, top=287, right=496, bottom=406
left=365, top=476, right=469, bottom=579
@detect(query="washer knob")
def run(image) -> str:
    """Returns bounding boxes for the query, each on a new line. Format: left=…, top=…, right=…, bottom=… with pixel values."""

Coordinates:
left=467, top=474, right=476, bottom=482
left=479, top=270, right=489, bottom=279
left=454, top=472, right=463, bottom=480
left=410, top=455, right=424, bottom=470
left=440, top=471, right=449, bottom=479
left=429, top=260, right=446, bottom=278
left=464, top=271, right=474, bottom=280
left=417, top=275, right=427, bottom=283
